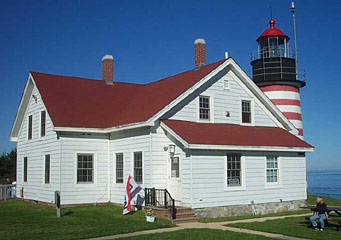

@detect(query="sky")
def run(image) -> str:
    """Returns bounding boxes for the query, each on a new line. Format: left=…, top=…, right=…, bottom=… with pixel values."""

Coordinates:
left=0, top=0, right=340, bottom=171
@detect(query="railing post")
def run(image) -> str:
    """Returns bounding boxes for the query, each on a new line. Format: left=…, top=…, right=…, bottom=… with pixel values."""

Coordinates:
left=164, top=189, right=167, bottom=209
left=144, top=188, right=147, bottom=206
left=152, top=188, right=156, bottom=206
left=172, top=199, right=176, bottom=219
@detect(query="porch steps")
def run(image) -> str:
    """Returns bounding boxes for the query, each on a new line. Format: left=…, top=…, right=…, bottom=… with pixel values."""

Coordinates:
left=144, top=206, right=198, bottom=223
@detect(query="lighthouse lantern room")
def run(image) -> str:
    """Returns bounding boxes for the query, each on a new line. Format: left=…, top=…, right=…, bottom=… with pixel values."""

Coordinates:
left=251, top=19, right=306, bottom=139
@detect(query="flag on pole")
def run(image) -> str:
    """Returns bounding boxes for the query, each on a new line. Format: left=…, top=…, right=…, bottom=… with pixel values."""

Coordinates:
left=123, top=175, right=142, bottom=215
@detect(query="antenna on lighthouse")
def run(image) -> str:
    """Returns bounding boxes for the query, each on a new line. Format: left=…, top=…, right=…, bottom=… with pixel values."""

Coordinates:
left=291, top=1, right=298, bottom=75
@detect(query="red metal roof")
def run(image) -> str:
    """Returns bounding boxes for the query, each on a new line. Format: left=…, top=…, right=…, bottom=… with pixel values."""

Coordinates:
left=257, top=19, right=288, bottom=41
left=162, top=119, right=313, bottom=148
left=32, top=59, right=226, bottom=128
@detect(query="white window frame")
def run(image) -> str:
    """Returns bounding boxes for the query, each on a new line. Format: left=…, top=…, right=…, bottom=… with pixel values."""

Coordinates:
left=43, top=153, right=51, bottom=186
left=74, top=151, right=97, bottom=187
left=223, top=79, right=230, bottom=90
left=39, top=110, right=46, bottom=139
left=264, top=155, right=282, bottom=188
left=27, top=115, right=33, bottom=140
left=132, top=150, right=144, bottom=185
left=224, top=154, right=246, bottom=191
left=198, top=95, right=214, bottom=122
left=170, top=156, right=180, bottom=179
left=23, top=156, right=28, bottom=184
left=114, top=152, right=124, bottom=185
left=240, top=98, right=254, bottom=126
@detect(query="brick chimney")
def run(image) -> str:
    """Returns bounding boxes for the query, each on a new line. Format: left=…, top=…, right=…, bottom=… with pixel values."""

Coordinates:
left=194, top=38, right=206, bottom=68
left=102, top=55, right=114, bottom=85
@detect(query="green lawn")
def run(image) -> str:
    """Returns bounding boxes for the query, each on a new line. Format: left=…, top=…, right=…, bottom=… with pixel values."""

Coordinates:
left=307, top=194, right=341, bottom=206
left=229, top=216, right=341, bottom=240
left=0, top=200, right=173, bottom=240
left=124, top=229, right=276, bottom=240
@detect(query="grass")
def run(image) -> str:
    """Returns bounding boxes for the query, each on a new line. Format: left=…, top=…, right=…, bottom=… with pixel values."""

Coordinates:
left=229, top=216, right=341, bottom=240
left=124, top=228, right=277, bottom=240
left=0, top=200, right=173, bottom=240
left=307, top=194, right=341, bottom=206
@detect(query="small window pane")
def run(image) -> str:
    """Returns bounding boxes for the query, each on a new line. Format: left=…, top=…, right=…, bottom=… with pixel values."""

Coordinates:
left=116, top=153, right=124, bottom=183
left=41, top=111, right=46, bottom=137
left=171, top=157, right=179, bottom=178
left=134, top=152, right=143, bottom=184
left=77, top=154, right=94, bottom=183
left=45, top=154, right=50, bottom=184
left=24, top=157, right=28, bottom=182
left=199, top=96, right=210, bottom=120
left=28, top=115, right=33, bottom=140
left=266, top=156, right=279, bottom=183
left=241, top=101, right=251, bottom=123
left=223, top=79, right=229, bottom=89
left=227, top=154, right=241, bottom=186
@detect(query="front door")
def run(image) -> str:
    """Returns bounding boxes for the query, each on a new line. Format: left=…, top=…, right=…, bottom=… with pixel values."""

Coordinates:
left=167, top=155, right=181, bottom=202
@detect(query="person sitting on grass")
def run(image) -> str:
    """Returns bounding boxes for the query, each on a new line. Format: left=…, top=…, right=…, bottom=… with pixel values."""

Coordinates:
left=309, top=196, right=328, bottom=232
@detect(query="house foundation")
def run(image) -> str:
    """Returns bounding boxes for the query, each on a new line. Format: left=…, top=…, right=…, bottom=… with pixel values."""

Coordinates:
left=193, top=199, right=306, bottom=219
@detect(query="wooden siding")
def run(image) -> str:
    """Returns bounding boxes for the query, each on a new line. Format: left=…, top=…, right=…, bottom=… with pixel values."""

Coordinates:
left=16, top=86, right=60, bottom=203
left=168, top=69, right=278, bottom=127
left=189, top=150, right=306, bottom=209
left=150, top=124, right=191, bottom=206
left=109, top=128, right=151, bottom=205
left=59, top=133, right=109, bottom=204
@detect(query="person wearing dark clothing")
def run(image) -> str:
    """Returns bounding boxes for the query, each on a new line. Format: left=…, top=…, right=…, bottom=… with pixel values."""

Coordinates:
left=310, top=196, right=328, bottom=231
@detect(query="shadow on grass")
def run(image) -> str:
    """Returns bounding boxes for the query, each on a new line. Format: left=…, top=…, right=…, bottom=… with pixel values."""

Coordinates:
left=300, top=218, right=340, bottom=231
left=62, top=211, right=74, bottom=216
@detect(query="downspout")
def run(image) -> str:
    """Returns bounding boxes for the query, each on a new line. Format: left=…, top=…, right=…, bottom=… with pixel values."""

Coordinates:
left=190, top=153, right=193, bottom=208
left=107, top=136, right=111, bottom=202
left=149, top=127, right=153, bottom=188
left=58, top=133, right=62, bottom=192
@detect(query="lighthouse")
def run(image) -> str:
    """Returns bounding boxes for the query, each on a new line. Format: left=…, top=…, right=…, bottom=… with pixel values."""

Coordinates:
left=251, top=19, right=306, bottom=139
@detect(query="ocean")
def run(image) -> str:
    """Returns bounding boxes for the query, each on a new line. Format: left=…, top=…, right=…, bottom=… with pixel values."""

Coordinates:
left=307, top=170, right=341, bottom=199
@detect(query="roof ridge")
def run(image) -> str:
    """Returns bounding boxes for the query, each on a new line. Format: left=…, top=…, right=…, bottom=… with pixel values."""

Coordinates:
left=162, top=119, right=283, bottom=130
left=146, top=59, right=226, bottom=86
left=30, top=71, right=145, bottom=86
left=28, top=59, right=228, bottom=129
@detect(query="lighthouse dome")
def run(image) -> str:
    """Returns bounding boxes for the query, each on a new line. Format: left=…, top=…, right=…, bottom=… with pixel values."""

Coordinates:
left=257, top=19, right=289, bottom=41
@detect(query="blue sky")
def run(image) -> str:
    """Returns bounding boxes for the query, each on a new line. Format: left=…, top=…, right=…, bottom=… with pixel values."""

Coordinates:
left=1, top=0, right=340, bottom=171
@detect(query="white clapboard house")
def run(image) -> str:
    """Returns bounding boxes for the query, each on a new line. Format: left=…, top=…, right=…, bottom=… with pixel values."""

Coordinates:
left=10, top=20, right=314, bottom=218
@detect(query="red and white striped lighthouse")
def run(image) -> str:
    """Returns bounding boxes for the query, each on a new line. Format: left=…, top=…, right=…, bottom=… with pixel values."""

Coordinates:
left=251, top=19, right=306, bottom=139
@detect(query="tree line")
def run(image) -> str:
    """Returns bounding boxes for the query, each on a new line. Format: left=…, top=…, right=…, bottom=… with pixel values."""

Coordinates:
left=0, top=148, right=16, bottom=181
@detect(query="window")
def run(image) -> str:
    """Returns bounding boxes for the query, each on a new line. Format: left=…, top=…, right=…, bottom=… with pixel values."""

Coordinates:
left=24, top=157, right=28, bottom=182
left=241, top=100, right=251, bottom=123
left=28, top=115, right=33, bottom=140
left=41, top=111, right=46, bottom=137
left=77, top=154, right=94, bottom=183
left=227, top=154, right=241, bottom=186
left=44, top=154, right=50, bottom=184
left=171, top=156, right=179, bottom=178
left=134, top=151, right=143, bottom=184
left=223, top=79, right=229, bottom=90
left=116, top=153, right=124, bottom=183
left=266, top=156, right=279, bottom=183
left=199, top=96, right=210, bottom=120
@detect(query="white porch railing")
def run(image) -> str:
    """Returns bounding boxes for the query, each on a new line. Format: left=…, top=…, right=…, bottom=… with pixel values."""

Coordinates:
left=0, top=184, right=16, bottom=201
